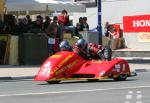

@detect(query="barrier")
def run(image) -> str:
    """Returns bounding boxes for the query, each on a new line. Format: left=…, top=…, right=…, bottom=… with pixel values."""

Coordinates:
left=9, top=36, right=19, bottom=65
left=19, top=33, right=49, bottom=65
left=102, top=36, right=125, bottom=50
left=79, top=31, right=99, bottom=44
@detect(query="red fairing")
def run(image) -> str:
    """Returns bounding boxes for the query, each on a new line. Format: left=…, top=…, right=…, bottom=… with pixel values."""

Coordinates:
left=34, top=51, right=131, bottom=82
left=74, top=58, right=130, bottom=78
left=34, top=51, right=86, bottom=81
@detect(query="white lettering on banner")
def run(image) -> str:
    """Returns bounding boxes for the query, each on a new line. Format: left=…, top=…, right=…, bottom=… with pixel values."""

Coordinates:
left=132, top=20, right=150, bottom=27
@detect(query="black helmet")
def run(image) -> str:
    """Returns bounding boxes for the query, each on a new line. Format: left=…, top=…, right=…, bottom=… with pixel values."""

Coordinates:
left=59, top=40, right=71, bottom=51
left=76, top=38, right=87, bottom=50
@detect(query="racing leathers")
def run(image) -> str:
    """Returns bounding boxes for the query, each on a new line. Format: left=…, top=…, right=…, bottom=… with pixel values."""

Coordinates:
left=73, top=43, right=106, bottom=60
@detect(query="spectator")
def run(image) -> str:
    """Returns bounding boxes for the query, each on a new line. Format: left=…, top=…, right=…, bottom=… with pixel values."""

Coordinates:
left=58, top=9, right=70, bottom=26
left=3, top=15, right=16, bottom=34
left=58, top=9, right=76, bottom=37
left=21, top=18, right=31, bottom=33
left=75, top=17, right=83, bottom=36
left=26, top=15, right=32, bottom=25
left=81, top=17, right=89, bottom=31
left=104, top=21, right=120, bottom=49
left=46, top=16, right=59, bottom=55
left=104, top=21, right=114, bottom=38
left=43, top=16, right=51, bottom=31
left=31, top=15, right=43, bottom=31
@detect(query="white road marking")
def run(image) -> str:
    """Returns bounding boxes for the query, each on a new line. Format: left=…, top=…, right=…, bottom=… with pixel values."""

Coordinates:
left=125, top=90, right=143, bottom=103
left=137, top=95, right=142, bottom=99
left=128, top=91, right=133, bottom=94
left=136, top=101, right=142, bottom=103
left=0, top=85, right=149, bottom=97
left=124, top=101, right=130, bottom=103
left=126, top=95, right=133, bottom=100
left=137, top=91, right=142, bottom=94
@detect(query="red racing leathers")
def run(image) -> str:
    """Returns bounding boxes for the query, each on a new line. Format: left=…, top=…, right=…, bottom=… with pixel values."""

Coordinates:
left=73, top=43, right=103, bottom=60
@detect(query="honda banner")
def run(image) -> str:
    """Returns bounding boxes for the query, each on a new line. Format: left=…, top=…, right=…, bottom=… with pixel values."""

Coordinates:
left=123, top=15, right=150, bottom=32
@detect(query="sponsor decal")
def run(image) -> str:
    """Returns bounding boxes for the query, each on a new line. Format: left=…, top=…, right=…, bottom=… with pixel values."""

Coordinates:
left=99, top=71, right=106, bottom=76
left=122, top=64, right=126, bottom=72
left=139, top=32, right=150, bottom=42
left=42, top=62, right=52, bottom=77
left=55, top=60, right=79, bottom=75
left=57, top=54, right=74, bottom=68
left=115, top=64, right=120, bottom=72
left=44, top=61, right=51, bottom=68
left=123, top=15, right=150, bottom=32
left=50, top=54, right=62, bottom=58
left=92, top=60, right=102, bottom=63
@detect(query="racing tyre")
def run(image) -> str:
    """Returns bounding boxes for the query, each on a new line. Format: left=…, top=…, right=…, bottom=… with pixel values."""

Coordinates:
left=113, top=74, right=127, bottom=81
left=103, top=47, right=112, bottom=61
left=47, top=80, right=61, bottom=84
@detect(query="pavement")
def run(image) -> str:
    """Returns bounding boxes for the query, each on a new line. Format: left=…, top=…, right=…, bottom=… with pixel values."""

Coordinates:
left=0, top=65, right=39, bottom=80
left=0, top=57, right=150, bottom=80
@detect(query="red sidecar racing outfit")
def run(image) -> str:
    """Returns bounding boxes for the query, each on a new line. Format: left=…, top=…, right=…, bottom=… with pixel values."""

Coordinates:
left=73, top=43, right=104, bottom=60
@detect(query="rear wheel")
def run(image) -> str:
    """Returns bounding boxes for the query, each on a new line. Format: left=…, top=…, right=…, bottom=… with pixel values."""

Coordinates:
left=47, top=80, right=61, bottom=84
left=113, top=74, right=127, bottom=81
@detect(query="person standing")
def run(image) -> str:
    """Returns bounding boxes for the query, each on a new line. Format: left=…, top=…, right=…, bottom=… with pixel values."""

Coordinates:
left=81, top=17, right=89, bottom=31
left=43, top=16, right=51, bottom=31
left=31, top=15, right=43, bottom=31
left=75, top=17, right=83, bottom=37
left=58, top=9, right=70, bottom=26
left=80, top=17, right=89, bottom=41
left=46, top=16, right=59, bottom=55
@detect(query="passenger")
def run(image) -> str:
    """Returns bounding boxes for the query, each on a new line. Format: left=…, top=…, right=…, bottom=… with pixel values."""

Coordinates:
left=59, top=40, right=72, bottom=51
left=73, top=38, right=112, bottom=61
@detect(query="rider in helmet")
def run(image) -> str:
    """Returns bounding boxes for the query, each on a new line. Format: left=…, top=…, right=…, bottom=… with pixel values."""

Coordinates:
left=59, top=40, right=72, bottom=51
left=73, top=38, right=88, bottom=59
left=73, top=38, right=112, bottom=60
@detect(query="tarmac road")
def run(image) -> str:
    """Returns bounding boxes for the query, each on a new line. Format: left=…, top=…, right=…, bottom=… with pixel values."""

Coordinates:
left=0, top=71, right=150, bottom=103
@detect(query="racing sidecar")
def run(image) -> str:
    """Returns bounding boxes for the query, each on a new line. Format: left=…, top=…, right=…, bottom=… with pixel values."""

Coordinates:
left=34, top=51, right=134, bottom=84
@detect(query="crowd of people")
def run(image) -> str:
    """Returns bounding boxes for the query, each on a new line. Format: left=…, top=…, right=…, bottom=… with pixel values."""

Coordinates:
left=0, top=10, right=72, bottom=35
left=75, top=16, right=89, bottom=37
left=0, top=9, right=91, bottom=56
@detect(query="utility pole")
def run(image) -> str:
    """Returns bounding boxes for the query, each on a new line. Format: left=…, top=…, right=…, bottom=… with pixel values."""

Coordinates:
left=97, top=0, right=102, bottom=45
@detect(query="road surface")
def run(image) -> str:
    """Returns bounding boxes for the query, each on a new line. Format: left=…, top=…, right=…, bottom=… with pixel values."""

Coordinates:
left=0, top=70, right=150, bottom=103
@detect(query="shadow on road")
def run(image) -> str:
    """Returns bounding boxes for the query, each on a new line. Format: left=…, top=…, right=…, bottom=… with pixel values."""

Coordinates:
left=38, top=78, right=138, bottom=85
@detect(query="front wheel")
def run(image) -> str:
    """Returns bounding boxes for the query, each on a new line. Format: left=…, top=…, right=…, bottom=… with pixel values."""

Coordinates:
left=113, top=74, right=127, bottom=81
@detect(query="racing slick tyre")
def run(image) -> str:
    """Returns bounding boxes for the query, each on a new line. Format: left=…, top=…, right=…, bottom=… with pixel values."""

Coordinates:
left=113, top=74, right=127, bottom=81
left=47, top=80, right=61, bottom=84
left=103, top=47, right=112, bottom=61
